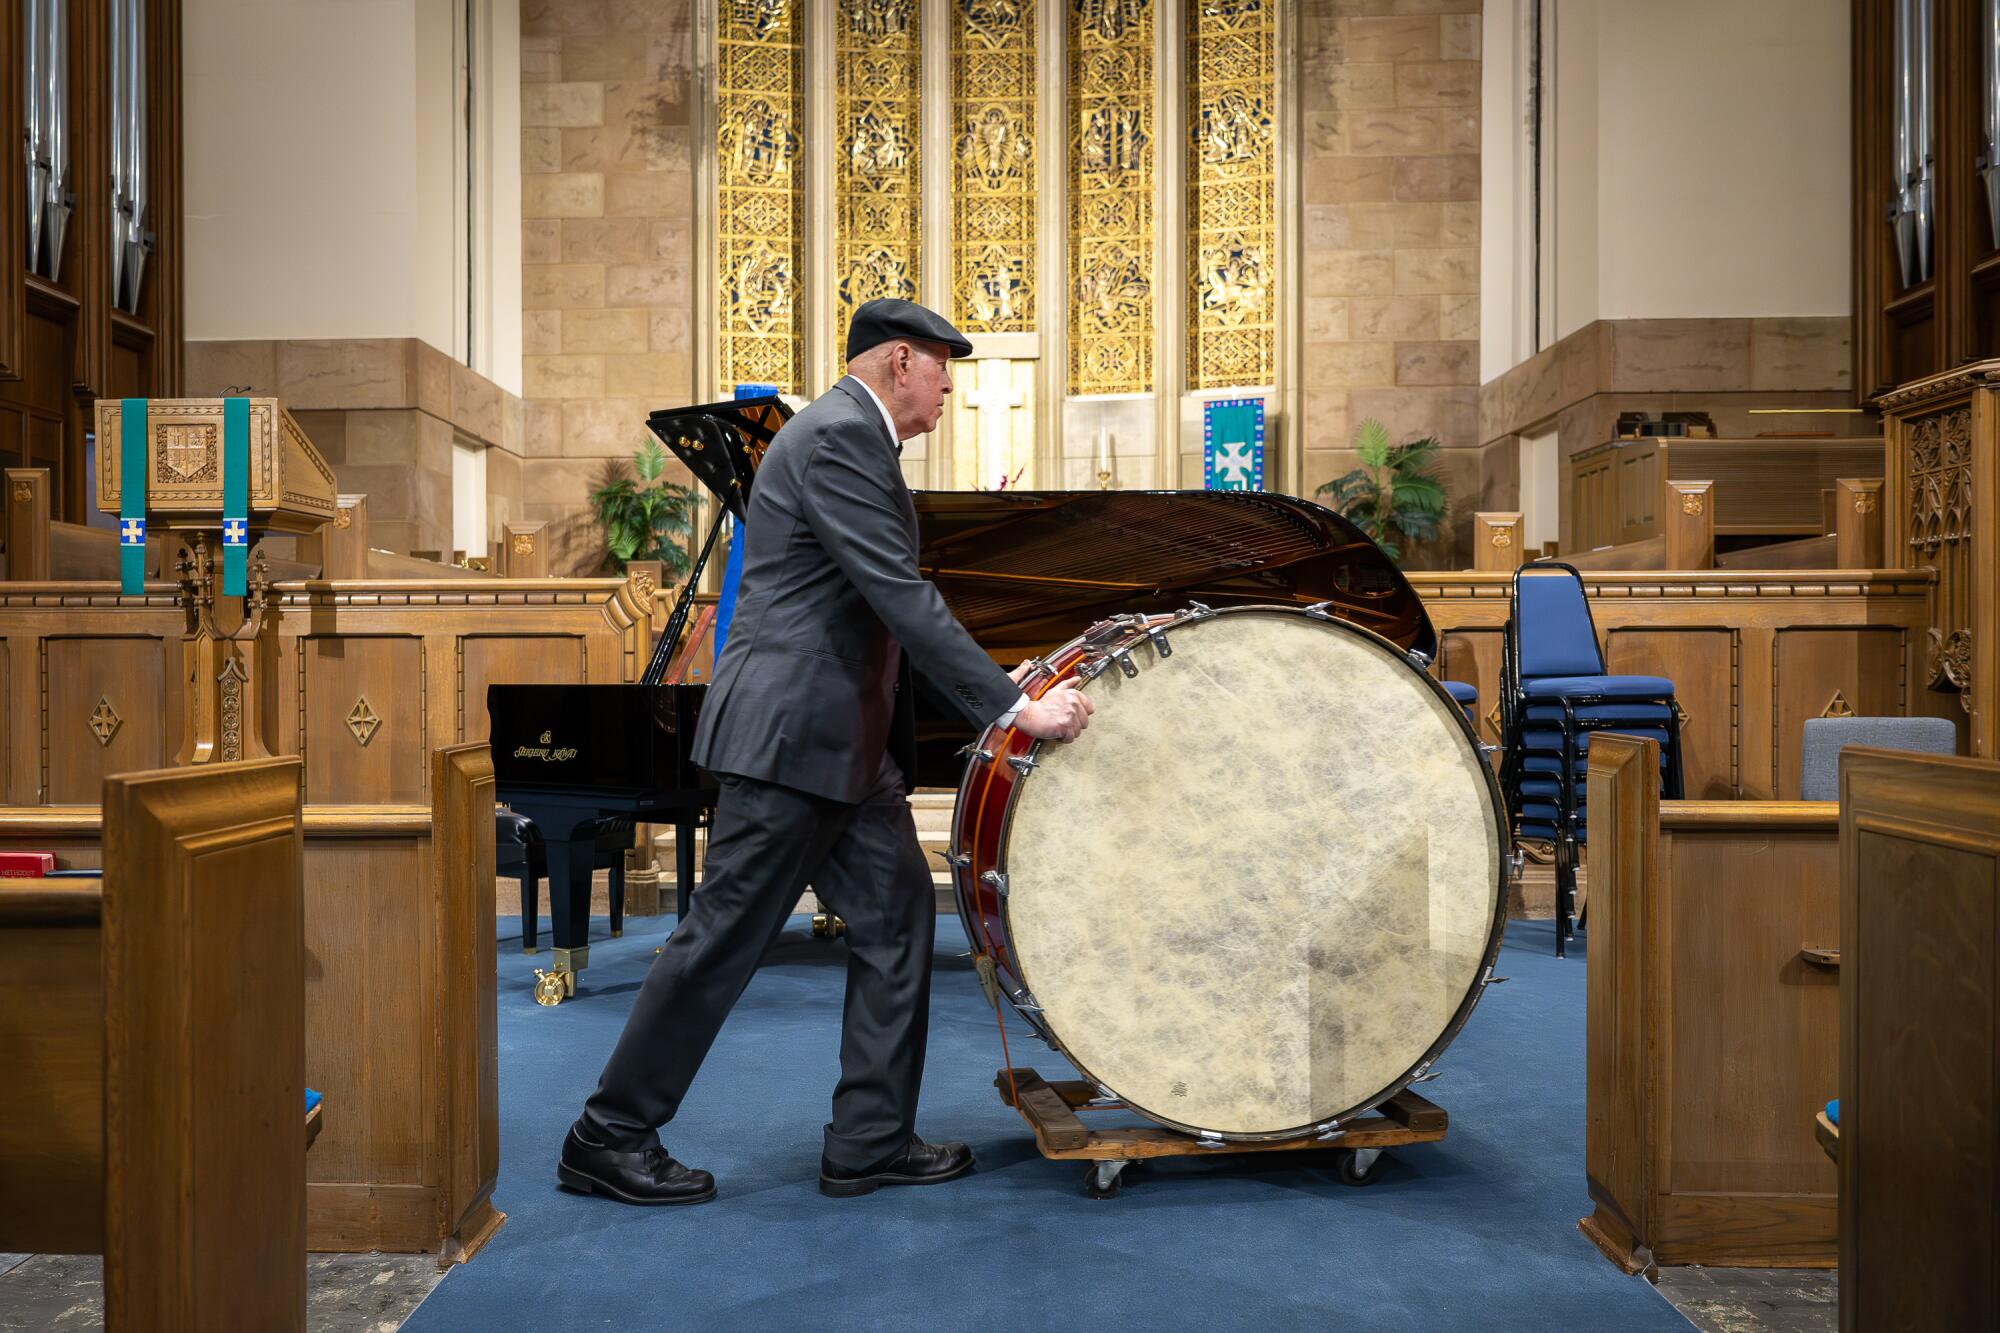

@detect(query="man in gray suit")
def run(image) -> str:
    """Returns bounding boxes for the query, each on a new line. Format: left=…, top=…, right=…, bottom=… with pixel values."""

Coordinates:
left=559, top=299, right=1093, bottom=1205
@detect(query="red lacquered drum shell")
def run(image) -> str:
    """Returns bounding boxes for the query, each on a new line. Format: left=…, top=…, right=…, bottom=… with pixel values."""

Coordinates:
left=949, top=605, right=1509, bottom=1143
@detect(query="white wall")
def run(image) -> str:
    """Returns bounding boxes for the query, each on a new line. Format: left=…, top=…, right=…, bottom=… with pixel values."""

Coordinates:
left=1588, top=0, right=1850, bottom=327
left=183, top=0, right=522, bottom=394
left=1483, top=0, right=1852, bottom=373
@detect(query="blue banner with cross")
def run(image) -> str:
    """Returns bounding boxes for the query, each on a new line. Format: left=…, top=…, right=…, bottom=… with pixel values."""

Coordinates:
left=1202, top=398, right=1266, bottom=492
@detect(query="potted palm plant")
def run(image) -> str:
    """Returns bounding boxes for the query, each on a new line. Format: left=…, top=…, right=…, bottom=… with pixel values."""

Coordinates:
left=1315, top=418, right=1448, bottom=563
left=589, top=440, right=700, bottom=577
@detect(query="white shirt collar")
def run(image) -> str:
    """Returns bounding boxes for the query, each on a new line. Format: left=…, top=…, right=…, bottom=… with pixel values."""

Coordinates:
left=849, top=376, right=902, bottom=445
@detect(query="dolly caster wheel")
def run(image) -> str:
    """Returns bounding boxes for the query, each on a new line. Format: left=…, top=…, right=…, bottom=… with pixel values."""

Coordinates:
left=811, top=912, right=846, bottom=939
left=1336, top=1148, right=1384, bottom=1186
left=533, top=968, right=573, bottom=1007
left=1083, top=1160, right=1130, bottom=1199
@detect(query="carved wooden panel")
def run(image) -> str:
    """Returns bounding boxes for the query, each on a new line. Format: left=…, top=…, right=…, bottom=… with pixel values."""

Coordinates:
left=43, top=637, right=167, bottom=802
left=458, top=636, right=587, bottom=744
left=1840, top=750, right=2000, bottom=1333
left=300, top=637, right=425, bottom=805
left=1606, top=629, right=1737, bottom=799
left=1772, top=628, right=1908, bottom=798
left=302, top=834, right=434, bottom=1237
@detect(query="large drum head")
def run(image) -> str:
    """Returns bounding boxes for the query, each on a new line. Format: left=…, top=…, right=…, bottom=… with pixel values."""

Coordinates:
left=1002, top=609, right=1504, bottom=1139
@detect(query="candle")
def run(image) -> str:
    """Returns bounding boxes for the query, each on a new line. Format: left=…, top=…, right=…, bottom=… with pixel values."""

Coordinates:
left=1095, top=426, right=1109, bottom=472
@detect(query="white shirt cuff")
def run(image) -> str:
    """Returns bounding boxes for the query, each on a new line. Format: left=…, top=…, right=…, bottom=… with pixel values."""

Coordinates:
left=995, top=691, right=1032, bottom=730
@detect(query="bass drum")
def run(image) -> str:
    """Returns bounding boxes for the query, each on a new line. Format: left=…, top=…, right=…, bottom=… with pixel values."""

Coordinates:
left=952, top=605, right=1508, bottom=1141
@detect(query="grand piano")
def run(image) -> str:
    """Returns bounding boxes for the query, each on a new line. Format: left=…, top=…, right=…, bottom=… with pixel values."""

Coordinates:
left=489, top=395, right=1434, bottom=1001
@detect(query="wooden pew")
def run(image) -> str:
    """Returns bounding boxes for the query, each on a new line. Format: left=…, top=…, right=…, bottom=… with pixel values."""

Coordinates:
left=1564, top=480, right=1715, bottom=571
left=1570, top=435, right=1884, bottom=550
left=1838, top=747, right=2000, bottom=1332
left=1580, top=732, right=1839, bottom=1274
left=0, top=744, right=503, bottom=1262
left=0, top=757, right=307, bottom=1329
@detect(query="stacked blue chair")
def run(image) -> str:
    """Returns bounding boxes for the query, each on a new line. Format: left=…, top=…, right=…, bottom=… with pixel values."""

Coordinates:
left=1498, top=562, right=1684, bottom=956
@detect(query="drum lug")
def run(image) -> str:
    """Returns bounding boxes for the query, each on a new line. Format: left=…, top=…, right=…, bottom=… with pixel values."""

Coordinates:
left=1194, top=1131, right=1227, bottom=1149
left=1412, top=1069, right=1442, bottom=1084
left=1183, top=599, right=1214, bottom=618
left=1314, top=1120, right=1343, bottom=1141
left=981, top=869, right=1010, bottom=898
left=1145, top=625, right=1172, bottom=658
left=1007, top=754, right=1038, bottom=775
left=1111, top=648, right=1139, bottom=678
left=1077, top=656, right=1108, bottom=682
left=1407, top=647, right=1434, bottom=670
left=1304, top=601, right=1334, bottom=620
left=933, top=849, right=971, bottom=868
left=957, top=743, right=993, bottom=762
left=1006, top=988, right=1043, bottom=1016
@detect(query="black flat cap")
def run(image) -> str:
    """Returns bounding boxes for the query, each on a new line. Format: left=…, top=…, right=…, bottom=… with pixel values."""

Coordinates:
left=846, top=298, right=974, bottom=361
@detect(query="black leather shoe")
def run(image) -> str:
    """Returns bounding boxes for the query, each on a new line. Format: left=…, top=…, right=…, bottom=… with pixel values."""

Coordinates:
left=819, top=1136, right=975, bottom=1198
left=557, top=1124, right=716, bottom=1205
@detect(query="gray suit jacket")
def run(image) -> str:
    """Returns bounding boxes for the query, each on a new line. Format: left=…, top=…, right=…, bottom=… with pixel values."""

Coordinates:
left=691, top=376, right=1018, bottom=803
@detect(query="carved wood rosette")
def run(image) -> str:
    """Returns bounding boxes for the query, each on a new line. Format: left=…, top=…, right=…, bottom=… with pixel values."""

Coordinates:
left=1875, top=362, right=2000, bottom=756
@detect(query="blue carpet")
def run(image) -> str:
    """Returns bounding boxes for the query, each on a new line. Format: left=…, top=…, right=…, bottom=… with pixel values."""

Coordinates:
left=404, top=917, right=1687, bottom=1332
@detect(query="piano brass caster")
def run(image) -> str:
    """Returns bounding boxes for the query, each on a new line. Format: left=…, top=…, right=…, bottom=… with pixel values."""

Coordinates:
left=811, top=912, right=846, bottom=939
left=533, top=968, right=574, bottom=1007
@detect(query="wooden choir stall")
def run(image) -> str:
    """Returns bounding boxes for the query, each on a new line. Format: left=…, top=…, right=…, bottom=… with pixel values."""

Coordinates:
left=0, top=759, right=307, bottom=1331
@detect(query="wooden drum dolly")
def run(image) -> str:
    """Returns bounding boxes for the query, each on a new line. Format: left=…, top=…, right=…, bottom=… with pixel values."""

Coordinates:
left=996, top=1067, right=1450, bottom=1198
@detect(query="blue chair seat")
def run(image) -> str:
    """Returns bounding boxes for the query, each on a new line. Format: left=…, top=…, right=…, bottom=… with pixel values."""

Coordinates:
left=1517, top=778, right=1589, bottom=800
left=1442, top=680, right=1478, bottom=705
left=1521, top=674, right=1676, bottom=699
left=1519, top=752, right=1667, bottom=775
left=306, top=1088, right=323, bottom=1116
left=1521, top=728, right=1671, bottom=754
left=1523, top=702, right=1676, bottom=724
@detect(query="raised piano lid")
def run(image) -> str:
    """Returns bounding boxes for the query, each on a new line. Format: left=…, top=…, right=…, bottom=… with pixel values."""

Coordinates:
left=638, top=397, right=1435, bottom=661
left=915, top=489, right=1433, bottom=660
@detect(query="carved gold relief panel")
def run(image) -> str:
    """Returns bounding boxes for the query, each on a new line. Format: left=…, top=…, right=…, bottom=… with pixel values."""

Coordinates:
left=1186, top=0, right=1275, bottom=389
left=951, top=0, right=1037, bottom=334
left=1069, top=0, right=1155, bottom=396
left=837, top=2, right=923, bottom=328
left=718, top=0, right=807, bottom=394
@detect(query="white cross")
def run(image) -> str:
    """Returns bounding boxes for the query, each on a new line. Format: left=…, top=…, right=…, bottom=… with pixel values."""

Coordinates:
left=960, top=360, right=1027, bottom=489
left=119, top=517, right=145, bottom=544
left=1211, top=438, right=1259, bottom=490
left=223, top=518, right=247, bottom=545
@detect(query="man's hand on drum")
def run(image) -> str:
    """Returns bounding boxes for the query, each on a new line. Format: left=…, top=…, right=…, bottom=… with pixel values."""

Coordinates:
left=1013, top=678, right=1093, bottom=742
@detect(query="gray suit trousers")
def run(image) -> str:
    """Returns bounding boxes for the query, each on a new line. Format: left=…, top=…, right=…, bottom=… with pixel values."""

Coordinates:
left=578, top=757, right=936, bottom=1170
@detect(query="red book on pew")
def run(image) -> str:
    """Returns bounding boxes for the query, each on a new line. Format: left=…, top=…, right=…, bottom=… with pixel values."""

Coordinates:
left=0, top=852, right=56, bottom=877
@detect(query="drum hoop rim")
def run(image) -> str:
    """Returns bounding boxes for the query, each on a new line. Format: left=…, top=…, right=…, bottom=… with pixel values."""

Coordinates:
left=979, top=602, right=1514, bottom=1142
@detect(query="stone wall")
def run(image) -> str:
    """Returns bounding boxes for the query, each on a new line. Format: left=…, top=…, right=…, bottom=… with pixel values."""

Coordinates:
left=521, top=0, right=697, bottom=574
left=1299, top=0, right=1491, bottom=568
left=1478, top=316, right=1859, bottom=553
left=185, top=339, right=523, bottom=559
